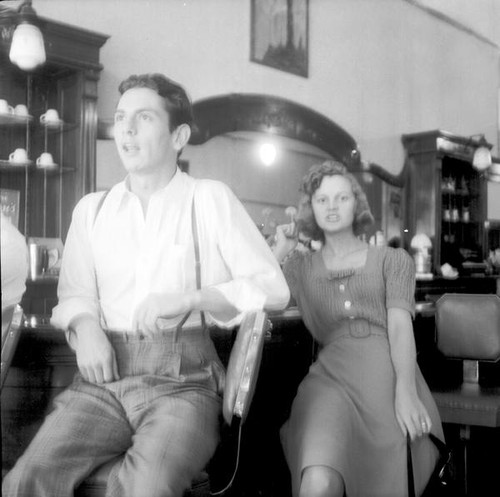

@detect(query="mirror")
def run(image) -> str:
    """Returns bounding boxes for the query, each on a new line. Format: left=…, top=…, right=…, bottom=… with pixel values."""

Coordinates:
left=98, top=93, right=405, bottom=243
left=186, top=93, right=405, bottom=244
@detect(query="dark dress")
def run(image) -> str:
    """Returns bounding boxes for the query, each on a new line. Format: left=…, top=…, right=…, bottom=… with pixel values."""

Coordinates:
left=280, top=246, right=444, bottom=497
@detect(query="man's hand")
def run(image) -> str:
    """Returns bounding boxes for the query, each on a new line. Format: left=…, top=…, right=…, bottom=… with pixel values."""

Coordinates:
left=132, top=292, right=195, bottom=337
left=70, top=315, right=119, bottom=384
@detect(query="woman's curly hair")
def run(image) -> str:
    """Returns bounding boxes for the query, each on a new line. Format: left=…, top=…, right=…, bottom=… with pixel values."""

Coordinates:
left=296, top=160, right=374, bottom=241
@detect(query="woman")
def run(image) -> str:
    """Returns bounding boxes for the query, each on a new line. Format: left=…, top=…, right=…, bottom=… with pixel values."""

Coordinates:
left=273, top=160, right=443, bottom=497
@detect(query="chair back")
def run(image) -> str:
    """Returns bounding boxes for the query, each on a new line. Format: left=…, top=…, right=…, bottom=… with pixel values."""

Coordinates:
left=1, top=304, right=24, bottom=389
left=222, top=310, right=269, bottom=426
left=435, top=293, right=500, bottom=361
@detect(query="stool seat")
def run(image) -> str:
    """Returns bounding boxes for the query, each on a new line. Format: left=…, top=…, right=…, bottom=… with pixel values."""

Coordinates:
left=432, top=383, right=500, bottom=427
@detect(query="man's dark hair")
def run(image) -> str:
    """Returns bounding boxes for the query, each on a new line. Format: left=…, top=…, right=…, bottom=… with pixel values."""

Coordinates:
left=118, top=73, right=193, bottom=131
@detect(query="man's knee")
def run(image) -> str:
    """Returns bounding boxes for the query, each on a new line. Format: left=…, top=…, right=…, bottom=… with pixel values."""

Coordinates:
left=299, top=465, right=344, bottom=497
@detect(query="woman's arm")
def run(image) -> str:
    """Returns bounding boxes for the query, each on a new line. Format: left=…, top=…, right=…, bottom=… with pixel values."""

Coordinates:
left=387, top=307, right=432, bottom=440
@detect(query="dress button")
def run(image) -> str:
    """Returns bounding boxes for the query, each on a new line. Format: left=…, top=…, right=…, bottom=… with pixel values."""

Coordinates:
left=344, top=300, right=352, bottom=309
left=349, top=315, right=355, bottom=320
left=339, top=284, right=345, bottom=292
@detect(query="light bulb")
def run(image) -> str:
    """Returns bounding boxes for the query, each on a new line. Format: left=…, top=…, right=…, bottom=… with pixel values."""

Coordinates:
left=9, top=23, right=46, bottom=71
left=259, top=143, right=277, bottom=166
left=472, top=145, right=492, bottom=171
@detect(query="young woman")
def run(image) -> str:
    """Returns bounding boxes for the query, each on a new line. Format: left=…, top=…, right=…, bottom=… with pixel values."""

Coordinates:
left=273, top=160, right=443, bottom=497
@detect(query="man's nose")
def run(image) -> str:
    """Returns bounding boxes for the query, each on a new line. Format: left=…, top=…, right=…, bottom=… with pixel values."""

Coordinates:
left=124, top=118, right=136, bottom=135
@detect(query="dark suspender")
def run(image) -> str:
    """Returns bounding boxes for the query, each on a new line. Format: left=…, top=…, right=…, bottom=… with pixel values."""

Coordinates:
left=191, top=191, right=206, bottom=330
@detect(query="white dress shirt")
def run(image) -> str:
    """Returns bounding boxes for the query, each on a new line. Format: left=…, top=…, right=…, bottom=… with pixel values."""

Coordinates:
left=51, top=169, right=289, bottom=332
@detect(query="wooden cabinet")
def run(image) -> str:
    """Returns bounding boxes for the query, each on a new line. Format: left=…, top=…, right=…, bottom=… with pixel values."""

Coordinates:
left=1, top=13, right=108, bottom=316
left=402, top=130, right=490, bottom=273
left=0, top=14, right=108, bottom=241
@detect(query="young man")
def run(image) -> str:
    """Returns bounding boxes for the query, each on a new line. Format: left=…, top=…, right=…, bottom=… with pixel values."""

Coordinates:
left=3, top=73, right=289, bottom=497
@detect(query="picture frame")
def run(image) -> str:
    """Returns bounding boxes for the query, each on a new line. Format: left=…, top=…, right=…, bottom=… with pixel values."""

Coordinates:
left=1, top=188, right=21, bottom=229
left=250, top=0, right=309, bottom=78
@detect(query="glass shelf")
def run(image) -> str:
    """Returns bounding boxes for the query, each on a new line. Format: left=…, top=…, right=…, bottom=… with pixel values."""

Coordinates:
left=0, top=113, right=33, bottom=126
left=0, top=159, right=33, bottom=170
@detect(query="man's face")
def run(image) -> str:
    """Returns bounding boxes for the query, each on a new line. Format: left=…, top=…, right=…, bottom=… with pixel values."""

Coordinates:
left=113, top=87, right=180, bottom=175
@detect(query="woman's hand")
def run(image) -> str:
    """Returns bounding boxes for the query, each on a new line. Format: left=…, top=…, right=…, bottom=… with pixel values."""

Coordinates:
left=395, top=383, right=432, bottom=441
left=132, top=292, right=195, bottom=337
left=273, top=222, right=298, bottom=263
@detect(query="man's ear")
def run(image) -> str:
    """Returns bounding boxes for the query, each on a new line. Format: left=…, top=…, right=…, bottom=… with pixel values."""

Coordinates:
left=173, top=124, right=191, bottom=151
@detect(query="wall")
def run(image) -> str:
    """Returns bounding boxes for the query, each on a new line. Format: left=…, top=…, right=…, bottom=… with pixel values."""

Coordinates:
left=12, top=0, right=500, bottom=216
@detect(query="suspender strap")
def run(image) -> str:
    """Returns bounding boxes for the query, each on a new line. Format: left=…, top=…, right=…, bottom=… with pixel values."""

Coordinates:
left=191, top=191, right=206, bottom=330
left=93, top=190, right=110, bottom=330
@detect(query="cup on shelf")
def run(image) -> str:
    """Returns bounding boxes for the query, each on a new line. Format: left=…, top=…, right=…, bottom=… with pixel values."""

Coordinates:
left=14, top=104, right=29, bottom=117
left=9, top=148, right=29, bottom=164
left=0, top=99, right=14, bottom=115
left=36, top=152, right=56, bottom=168
left=40, top=108, right=60, bottom=125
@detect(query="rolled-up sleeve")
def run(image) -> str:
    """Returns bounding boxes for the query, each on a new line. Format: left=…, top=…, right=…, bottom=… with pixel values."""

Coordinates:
left=50, top=194, right=102, bottom=330
left=196, top=181, right=290, bottom=327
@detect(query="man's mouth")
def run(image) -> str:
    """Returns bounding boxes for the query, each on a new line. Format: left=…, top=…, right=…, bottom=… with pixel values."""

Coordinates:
left=122, top=143, right=139, bottom=153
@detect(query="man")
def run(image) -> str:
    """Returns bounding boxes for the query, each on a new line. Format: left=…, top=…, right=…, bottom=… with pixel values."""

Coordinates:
left=3, top=73, right=289, bottom=497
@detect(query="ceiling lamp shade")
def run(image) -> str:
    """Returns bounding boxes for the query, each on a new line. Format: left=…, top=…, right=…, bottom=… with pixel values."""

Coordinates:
left=8, top=1, right=46, bottom=71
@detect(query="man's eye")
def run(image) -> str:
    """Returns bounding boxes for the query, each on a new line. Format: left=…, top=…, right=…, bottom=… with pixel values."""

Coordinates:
left=139, top=113, right=152, bottom=121
left=114, top=114, right=124, bottom=122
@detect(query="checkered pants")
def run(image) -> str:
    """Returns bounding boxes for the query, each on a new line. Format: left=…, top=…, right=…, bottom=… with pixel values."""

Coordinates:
left=2, top=327, right=224, bottom=497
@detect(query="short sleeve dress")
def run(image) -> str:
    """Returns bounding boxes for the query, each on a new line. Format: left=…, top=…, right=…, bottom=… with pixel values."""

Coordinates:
left=280, top=246, right=444, bottom=497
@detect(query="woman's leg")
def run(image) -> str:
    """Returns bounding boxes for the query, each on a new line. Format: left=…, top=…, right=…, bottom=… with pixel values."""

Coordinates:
left=2, top=377, right=132, bottom=497
left=299, top=465, right=345, bottom=497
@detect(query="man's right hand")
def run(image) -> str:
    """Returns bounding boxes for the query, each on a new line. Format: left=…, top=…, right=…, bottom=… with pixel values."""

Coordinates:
left=69, top=314, right=120, bottom=384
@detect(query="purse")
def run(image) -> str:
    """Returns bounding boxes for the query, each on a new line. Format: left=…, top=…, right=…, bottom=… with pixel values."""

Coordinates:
left=407, top=432, right=454, bottom=497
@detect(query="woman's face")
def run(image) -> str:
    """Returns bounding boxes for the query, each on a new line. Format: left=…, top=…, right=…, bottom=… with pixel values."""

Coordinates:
left=311, top=175, right=357, bottom=235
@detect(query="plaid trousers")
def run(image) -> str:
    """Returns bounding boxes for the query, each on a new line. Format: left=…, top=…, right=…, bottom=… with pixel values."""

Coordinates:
left=2, top=327, right=224, bottom=497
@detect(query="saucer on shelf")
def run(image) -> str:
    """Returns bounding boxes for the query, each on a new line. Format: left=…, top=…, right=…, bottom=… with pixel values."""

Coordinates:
left=8, top=159, right=33, bottom=166
left=41, top=119, right=64, bottom=128
left=36, top=162, right=58, bottom=170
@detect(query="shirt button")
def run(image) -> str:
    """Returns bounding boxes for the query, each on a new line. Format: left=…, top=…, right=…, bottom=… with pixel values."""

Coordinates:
left=344, top=300, right=352, bottom=309
left=339, top=284, right=345, bottom=292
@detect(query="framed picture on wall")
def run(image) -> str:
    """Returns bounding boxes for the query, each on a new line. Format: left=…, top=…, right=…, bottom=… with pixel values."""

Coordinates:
left=250, top=0, right=309, bottom=78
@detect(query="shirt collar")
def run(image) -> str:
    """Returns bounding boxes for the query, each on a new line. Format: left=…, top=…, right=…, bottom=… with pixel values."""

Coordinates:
left=107, top=167, right=193, bottom=213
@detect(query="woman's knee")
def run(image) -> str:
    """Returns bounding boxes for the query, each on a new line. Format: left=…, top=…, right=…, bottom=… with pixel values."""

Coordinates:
left=299, top=465, right=344, bottom=497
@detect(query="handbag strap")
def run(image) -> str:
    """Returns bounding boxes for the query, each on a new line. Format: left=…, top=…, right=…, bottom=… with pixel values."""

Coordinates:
left=407, top=432, right=416, bottom=497
left=407, top=431, right=450, bottom=497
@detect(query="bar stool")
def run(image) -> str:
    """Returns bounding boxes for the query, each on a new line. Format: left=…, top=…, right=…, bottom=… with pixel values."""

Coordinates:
left=430, top=293, right=500, bottom=495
